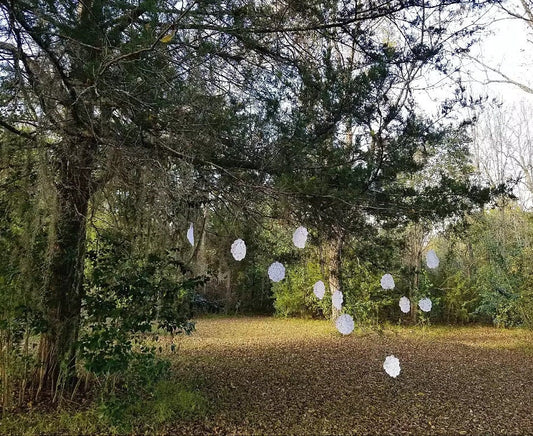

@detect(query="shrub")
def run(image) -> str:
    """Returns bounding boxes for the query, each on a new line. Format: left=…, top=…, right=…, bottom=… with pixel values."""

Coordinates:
left=81, top=229, right=199, bottom=376
left=78, top=229, right=208, bottom=428
left=272, top=261, right=329, bottom=318
left=342, top=260, right=396, bottom=326
left=475, top=287, right=522, bottom=327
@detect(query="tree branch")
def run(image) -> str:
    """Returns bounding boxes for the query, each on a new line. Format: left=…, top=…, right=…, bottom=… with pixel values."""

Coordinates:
left=180, top=0, right=485, bottom=35
left=4, top=1, right=78, bottom=106
left=107, top=1, right=153, bottom=40
left=0, top=118, right=36, bottom=140
left=467, top=54, right=533, bottom=95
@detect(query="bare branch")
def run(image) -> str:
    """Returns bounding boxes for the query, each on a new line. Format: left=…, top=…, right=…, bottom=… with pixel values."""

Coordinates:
left=466, top=54, right=533, bottom=94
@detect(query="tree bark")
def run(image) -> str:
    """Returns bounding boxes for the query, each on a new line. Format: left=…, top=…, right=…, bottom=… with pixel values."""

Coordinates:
left=37, top=140, right=94, bottom=393
left=410, top=261, right=419, bottom=324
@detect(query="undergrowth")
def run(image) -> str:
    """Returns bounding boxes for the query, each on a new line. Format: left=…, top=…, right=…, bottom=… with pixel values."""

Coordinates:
left=0, top=376, right=207, bottom=435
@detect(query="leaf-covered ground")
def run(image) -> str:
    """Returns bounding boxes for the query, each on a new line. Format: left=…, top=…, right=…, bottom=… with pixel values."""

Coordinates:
left=169, top=317, right=533, bottom=435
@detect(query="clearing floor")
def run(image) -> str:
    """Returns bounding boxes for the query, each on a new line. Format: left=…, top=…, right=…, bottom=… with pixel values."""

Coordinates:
left=168, top=317, right=533, bottom=435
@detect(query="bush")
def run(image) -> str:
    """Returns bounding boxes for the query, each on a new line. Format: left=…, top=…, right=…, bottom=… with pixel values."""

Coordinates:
left=475, top=287, right=522, bottom=327
left=78, top=229, right=209, bottom=429
left=92, top=352, right=206, bottom=433
left=342, top=259, right=396, bottom=326
left=518, top=292, right=533, bottom=329
left=81, top=229, right=199, bottom=375
left=0, top=353, right=208, bottom=435
left=272, top=261, right=329, bottom=318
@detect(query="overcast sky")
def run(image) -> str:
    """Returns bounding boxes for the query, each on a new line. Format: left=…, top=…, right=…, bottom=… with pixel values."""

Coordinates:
left=473, top=4, right=533, bottom=207
left=413, top=2, right=533, bottom=207
left=470, top=5, right=533, bottom=104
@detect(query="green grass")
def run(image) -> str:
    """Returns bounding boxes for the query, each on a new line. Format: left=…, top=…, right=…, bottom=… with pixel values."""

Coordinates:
left=0, top=378, right=207, bottom=435
left=0, top=408, right=104, bottom=436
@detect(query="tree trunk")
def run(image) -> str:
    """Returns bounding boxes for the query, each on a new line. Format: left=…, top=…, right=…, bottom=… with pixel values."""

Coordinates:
left=328, top=234, right=344, bottom=320
left=410, top=261, right=419, bottom=324
left=37, top=141, right=94, bottom=394
left=193, top=208, right=209, bottom=276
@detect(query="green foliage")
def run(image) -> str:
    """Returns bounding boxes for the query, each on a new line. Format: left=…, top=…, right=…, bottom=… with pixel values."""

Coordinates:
left=146, top=380, right=207, bottom=425
left=440, top=269, right=479, bottom=324
left=0, top=134, right=50, bottom=409
left=435, top=205, right=533, bottom=327
left=80, top=229, right=198, bottom=375
left=78, top=227, right=208, bottom=430
left=415, top=270, right=441, bottom=324
left=466, top=209, right=531, bottom=326
left=205, top=214, right=282, bottom=314
left=95, top=353, right=170, bottom=428
left=0, top=357, right=207, bottom=435
left=475, top=288, right=521, bottom=327
left=518, top=292, right=533, bottom=329
left=92, top=352, right=205, bottom=433
left=0, top=1, right=517, bottom=424
left=90, top=349, right=207, bottom=433
left=272, top=261, right=328, bottom=318
left=342, top=259, right=390, bottom=326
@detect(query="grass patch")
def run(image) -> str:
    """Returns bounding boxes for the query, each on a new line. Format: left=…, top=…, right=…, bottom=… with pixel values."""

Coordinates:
left=96, top=377, right=208, bottom=434
left=0, top=379, right=207, bottom=435
left=0, top=408, right=104, bottom=436
left=118, top=379, right=207, bottom=429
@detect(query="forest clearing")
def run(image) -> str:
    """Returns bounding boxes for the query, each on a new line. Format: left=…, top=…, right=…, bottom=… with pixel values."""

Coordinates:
left=3, top=317, right=532, bottom=435
left=171, top=317, right=533, bottom=435
left=2, top=1, right=533, bottom=434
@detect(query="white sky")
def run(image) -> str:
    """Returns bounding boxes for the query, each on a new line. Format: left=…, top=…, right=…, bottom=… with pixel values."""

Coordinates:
left=416, top=7, right=533, bottom=110
left=469, top=7, right=533, bottom=104
left=471, top=6, right=533, bottom=207
left=414, top=2, right=533, bottom=207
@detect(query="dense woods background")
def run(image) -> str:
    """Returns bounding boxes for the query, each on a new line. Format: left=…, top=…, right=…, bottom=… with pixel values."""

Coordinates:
left=1, top=0, right=533, bottom=432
